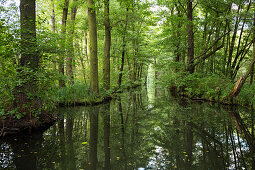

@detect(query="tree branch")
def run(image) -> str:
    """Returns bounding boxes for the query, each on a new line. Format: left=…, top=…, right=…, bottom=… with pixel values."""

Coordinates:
left=177, top=0, right=187, bottom=14
left=191, top=31, right=229, bottom=63
left=194, top=44, right=224, bottom=66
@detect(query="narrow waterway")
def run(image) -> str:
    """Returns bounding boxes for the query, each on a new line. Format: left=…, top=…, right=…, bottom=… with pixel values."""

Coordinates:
left=0, top=87, right=255, bottom=169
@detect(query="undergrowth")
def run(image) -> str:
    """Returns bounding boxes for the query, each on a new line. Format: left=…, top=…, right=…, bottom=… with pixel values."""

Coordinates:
left=160, top=69, right=255, bottom=107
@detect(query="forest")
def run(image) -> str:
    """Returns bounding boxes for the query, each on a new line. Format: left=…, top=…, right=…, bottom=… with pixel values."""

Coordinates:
left=0, top=0, right=255, bottom=133
left=0, top=0, right=255, bottom=169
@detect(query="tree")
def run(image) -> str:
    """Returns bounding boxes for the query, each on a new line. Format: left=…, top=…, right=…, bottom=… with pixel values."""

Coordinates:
left=117, top=5, right=129, bottom=88
left=15, top=0, right=39, bottom=119
left=88, top=0, right=99, bottom=94
left=186, top=0, right=194, bottom=74
left=226, top=10, right=255, bottom=99
left=59, top=0, right=69, bottom=87
left=103, top=0, right=111, bottom=90
left=66, top=0, right=78, bottom=84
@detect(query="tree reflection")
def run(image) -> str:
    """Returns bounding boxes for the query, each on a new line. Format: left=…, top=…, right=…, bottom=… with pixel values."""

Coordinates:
left=1, top=88, right=255, bottom=169
left=103, top=103, right=111, bottom=170
left=88, top=106, right=98, bottom=170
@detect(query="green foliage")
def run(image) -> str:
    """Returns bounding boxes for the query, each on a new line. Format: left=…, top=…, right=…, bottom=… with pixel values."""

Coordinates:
left=159, top=60, right=234, bottom=100
left=238, top=84, right=255, bottom=106
left=52, top=83, right=90, bottom=104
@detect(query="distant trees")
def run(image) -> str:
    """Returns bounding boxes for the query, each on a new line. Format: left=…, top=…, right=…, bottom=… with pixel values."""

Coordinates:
left=156, top=0, right=255, bottom=99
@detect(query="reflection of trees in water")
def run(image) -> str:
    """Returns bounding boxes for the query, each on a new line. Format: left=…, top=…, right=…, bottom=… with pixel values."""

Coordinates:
left=1, top=88, right=255, bottom=169
left=151, top=95, right=255, bottom=169
left=88, top=107, right=98, bottom=170
left=103, top=103, right=110, bottom=170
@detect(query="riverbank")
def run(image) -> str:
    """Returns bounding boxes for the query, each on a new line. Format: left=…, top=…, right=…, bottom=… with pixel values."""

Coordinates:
left=0, top=112, right=56, bottom=137
left=166, top=73, right=255, bottom=108
left=0, top=83, right=141, bottom=138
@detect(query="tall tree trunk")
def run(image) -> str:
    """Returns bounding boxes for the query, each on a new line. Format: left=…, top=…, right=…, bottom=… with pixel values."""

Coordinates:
left=227, top=6, right=240, bottom=78
left=59, top=0, right=69, bottom=87
left=187, top=0, right=194, bottom=73
left=16, top=0, right=39, bottom=119
left=132, top=39, right=136, bottom=83
left=211, top=12, right=220, bottom=74
left=226, top=12, right=255, bottom=99
left=50, top=0, right=56, bottom=33
left=131, top=1, right=136, bottom=84
left=50, top=0, right=57, bottom=71
left=103, top=0, right=111, bottom=90
left=88, top=0, right=99, bottom=94
left=175, top=3, right=182, bottom=63
left=66, top=0, right=77, bottom=84
left=84, top=32, right=88, bottom=63
left=78, top=45, right=87, bottom=85
left=20, top=0, right=38, bottom=70
left=251, top=12, right=255, bottom=85
left=80, top=32, right=88, bottom=85
left=118, top=7, right=129, bottom=88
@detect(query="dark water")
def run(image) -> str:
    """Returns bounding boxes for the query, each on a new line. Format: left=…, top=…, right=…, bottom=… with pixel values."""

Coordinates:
left=1, top=88, right=255, bottom=169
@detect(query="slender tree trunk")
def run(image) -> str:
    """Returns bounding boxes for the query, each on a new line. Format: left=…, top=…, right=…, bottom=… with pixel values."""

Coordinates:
left=187, top=0, right=194, bottom=73
left=88, top=0, right=99, bottom=94
left=126, top=56, right=132, bottom=81
left=226, top=12, right=255, bottom=99
left=50, top=0, right=57, bottom=71
left=16, top=0, right=39, bottom=119
left=251, top=12, right=255, bottom=85
left=224, top=20, right=230, bottom=75
left=103, top=0, right=111, bottom=90
left=231, top=2, right=251, bottom=79
left=132, top=39, right=136, bottom=83
left=50, top=0, right=56, bottom=33
left=76, top=40, right=87, bottom=85
left=59, top=0, right=69, bottom=87
left=211, top=12, right=220, bottom=74
left=175, top=3, right=181, bottom=63
left=82, top=32, right=88, bottom=85
left=66, top=0, right=77, bottom=84
left=227, top=6, right=240, bottom=77
left=84, top=32, right=88, bottom=64
left=118, top=7, right=129, bottom=88
left=131, top=1, right=136, bottom=84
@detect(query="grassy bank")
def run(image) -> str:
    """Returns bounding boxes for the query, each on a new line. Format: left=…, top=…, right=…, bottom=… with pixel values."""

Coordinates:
left=161, top=72, right=255, bottom=107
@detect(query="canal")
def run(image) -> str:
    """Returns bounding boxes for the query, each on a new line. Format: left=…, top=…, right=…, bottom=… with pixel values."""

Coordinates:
left=0, top=87, right=254, bottom=169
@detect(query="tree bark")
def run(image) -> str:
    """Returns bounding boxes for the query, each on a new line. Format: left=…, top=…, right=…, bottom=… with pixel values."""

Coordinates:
left=103, top=0, right=111, bottom=90
left=175, top=3, right=181, bottom=63
left=50, top=0, right=56, bottom=33
left=227, top=6, right=240, bottom=77
left=50, top=0, right=57, bottom=71
left=118, top=7, right=129, bottom=88
left=88, top=0, right=99, bottom=94
left=251, top=12, right=255, bottom=85
left=66, top=0, right=78, bottom=84
left=16, top=0, right=39, bottom=119
left=59, top=0, right=69, bottom=87
left=187, top=0, right=194, bottom=73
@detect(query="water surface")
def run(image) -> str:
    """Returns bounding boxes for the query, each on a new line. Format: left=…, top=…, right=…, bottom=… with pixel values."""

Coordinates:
left=1, top=88, right=255, bottom=169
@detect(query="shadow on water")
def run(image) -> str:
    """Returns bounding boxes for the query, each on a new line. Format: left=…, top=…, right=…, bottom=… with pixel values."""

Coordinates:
left=0, top=87, right=255, bottom=169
